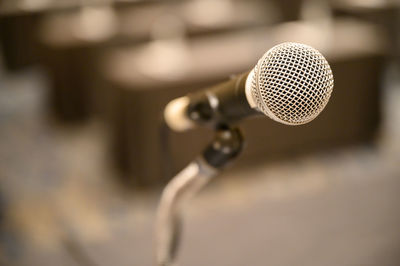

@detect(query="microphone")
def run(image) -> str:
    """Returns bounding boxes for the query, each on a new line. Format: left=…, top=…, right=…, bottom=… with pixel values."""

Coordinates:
left=164, top=42, right=334, bottom=131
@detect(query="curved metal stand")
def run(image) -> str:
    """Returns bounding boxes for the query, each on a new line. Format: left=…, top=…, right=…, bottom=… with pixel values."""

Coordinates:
left=155, top=127, right=243, bottom=266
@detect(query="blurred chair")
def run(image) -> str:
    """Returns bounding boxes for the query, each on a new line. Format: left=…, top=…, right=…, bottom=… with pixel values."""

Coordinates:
left=330, top=0, right=400, bottom=63
left=37, top=5, right=119, bottom=121
left=0, top=12, right=41, bottom=71
left=0, top=0, right=84, bottom=71
left=271, top=0, right=305, bottom=21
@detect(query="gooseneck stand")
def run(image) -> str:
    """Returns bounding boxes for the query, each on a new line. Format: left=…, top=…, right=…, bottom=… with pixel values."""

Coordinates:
left=155, top=127, right=243, bottom=266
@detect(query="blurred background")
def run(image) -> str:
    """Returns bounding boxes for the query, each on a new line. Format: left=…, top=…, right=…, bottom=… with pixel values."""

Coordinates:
left=0, top=0, right=399, bottom=265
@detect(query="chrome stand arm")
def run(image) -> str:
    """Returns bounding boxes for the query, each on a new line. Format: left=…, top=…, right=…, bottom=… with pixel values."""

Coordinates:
left=155, top=157, right=218, bottom=266
left=155, top=127, right=243, bottom=266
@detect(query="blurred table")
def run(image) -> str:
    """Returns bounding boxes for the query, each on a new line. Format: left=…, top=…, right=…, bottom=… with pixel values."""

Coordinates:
left=37, top=0, right=279, bottom=121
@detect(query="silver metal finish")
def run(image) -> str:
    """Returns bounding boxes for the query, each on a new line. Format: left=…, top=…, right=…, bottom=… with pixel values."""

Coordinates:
left=250, top=42, right=334, bottom=125
left=156, top=157, right=218, bottom=266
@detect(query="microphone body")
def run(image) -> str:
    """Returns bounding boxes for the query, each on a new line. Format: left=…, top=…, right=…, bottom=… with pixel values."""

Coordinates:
left=164, top=42, right=334, bottom=131
left=164, top=70, right=258, bottom=131
left=187, top=70, right=259, bottom=124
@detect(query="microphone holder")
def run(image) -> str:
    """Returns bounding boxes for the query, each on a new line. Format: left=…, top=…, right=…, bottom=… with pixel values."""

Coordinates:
left=155, top=126, right=243, bottom=266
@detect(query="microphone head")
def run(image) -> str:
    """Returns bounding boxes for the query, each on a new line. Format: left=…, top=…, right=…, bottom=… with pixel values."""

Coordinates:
left=250, top=42, right=334, bottom=125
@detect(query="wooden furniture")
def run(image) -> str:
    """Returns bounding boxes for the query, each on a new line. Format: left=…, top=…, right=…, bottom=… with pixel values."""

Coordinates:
left=37, top=0, right=278, bottom=121
left=331, top=0, right=400, bottom=61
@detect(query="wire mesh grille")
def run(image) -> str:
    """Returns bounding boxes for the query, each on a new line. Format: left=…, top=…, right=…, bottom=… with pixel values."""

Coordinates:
left=251, top=42, right=334, bottom=125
